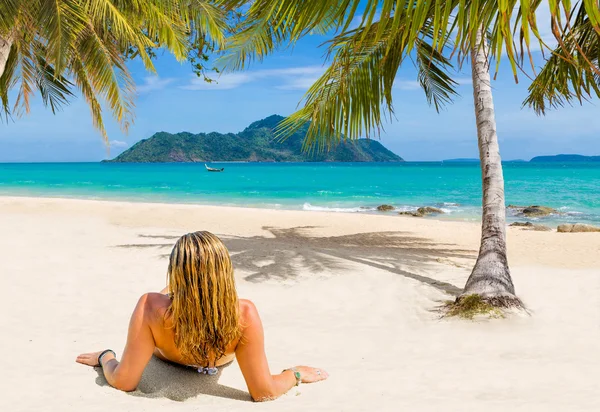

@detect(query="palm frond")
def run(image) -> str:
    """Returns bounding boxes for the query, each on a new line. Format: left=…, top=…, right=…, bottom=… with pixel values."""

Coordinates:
left=276, top=21, right=409, bottom=152
left=219, top=0, right=363, bottom=71
left=83, top=0, right=156, bottom=71
left=275, top=16, right=458, bottom=152
left=37, top=0, right=87, bottom=73
left=13, top=32, right=37, bottom=116
left=69, top=52, right=108, bottom=141
left=35, top=54, right=75, bottom=114
left=0, top=42, right=18, bottom=119
left=225, top=1, right=600, bottom=82
left=72, top=24, right=136, bottom=138
left=524, top=10, right=600, bottom=114
left=415, top=38, right=459, bottom=113
left=135, top=1, right=189, bottom=61
left=0, top=0, right=20, bottom=34
left=186, top=0, right=230, bottom=49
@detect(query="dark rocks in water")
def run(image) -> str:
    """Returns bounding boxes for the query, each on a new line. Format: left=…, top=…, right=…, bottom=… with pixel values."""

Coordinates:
left=509, top=222, right=531, bottom=227
left=508, top=204, right=558, bottom=217
left=376, top=204, right=395, bottom=212
left=557, top=224, right=600, bottom=233
left=418, top=206, right=444, bottom=215
left=523, top=206, right=557, bottom=217
left=398, top=211, right=424, bottom=217
left=509, top=222, right=552, bottom=231
left=399, top=206, right=445, bottom=217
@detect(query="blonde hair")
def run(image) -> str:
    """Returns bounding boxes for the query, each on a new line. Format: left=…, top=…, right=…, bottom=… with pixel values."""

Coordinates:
left=166, top=231, right=241, bottom=366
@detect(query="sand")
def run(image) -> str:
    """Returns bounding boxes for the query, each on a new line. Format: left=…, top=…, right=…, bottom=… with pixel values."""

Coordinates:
left=0, top=196, right=598, bottom=412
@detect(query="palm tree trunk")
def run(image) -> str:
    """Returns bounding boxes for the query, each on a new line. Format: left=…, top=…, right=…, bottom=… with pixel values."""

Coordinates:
left=0, top=34, right=13, bottom=79
left=460, top=27, right=522, bottom=307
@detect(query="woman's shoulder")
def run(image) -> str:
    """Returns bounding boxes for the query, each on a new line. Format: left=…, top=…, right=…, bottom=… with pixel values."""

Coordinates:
left=135, top=292, right=171, bottom=322
left=238, top=299, right=260, bottom=323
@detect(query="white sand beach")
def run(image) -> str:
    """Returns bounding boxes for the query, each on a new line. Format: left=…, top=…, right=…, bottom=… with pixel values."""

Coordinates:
left=1, top=196, right=599, bottom=412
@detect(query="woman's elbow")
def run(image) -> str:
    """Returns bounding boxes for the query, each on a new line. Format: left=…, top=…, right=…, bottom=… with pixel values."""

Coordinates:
left=251, top=394, right=279, bottom=402
left=108, top=373, right=138, bottom=392
left=114, top=382, right=138, bottom=392
left=250, top=388, right=280, bottom=402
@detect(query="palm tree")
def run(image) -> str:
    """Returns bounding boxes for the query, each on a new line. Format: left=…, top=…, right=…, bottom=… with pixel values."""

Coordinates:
left=221, top=1, right=600, bottom=310
left=0, top=0, right=235, bottom=142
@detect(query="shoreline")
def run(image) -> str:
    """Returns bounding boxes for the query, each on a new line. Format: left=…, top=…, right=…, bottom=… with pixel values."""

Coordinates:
left=1, top=195, right=599, bottom=270
left=0, top=192, right=595, bottom=228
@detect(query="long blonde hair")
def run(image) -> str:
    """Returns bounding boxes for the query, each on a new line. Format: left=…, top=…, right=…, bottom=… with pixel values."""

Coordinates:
left=166, top=231, right=241, bottom=366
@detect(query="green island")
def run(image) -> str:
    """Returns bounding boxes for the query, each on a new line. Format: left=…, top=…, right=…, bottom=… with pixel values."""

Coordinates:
left=105, top=115, right=403, bottom=163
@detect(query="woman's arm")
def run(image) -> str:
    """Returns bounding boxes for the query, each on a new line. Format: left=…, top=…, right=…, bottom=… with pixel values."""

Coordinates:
left=235, top=300, right=328, bottom=401
left=76, top=294, right=156, bottom=391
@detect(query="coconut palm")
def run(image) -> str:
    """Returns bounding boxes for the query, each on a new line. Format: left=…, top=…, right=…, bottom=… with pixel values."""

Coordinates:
left=0, top=0, right=235, bottom=142
left=221, top=1, right=600, bottom=310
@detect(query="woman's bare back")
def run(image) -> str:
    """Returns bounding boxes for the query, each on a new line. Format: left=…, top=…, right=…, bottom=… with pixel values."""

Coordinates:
left=144, top=292, right=250, bottom=368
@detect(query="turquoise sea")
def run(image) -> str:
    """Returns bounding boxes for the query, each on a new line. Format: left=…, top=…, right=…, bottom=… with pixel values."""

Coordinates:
left=1, top=162, right=599, bottom=225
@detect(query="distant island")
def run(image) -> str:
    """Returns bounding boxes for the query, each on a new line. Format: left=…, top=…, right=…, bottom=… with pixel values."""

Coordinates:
left=106, top=115, right=403, bottom=163
left=442, top=158, right=527, bottom=163
left=530, top=154, right=600, bottom=162
left=441, top=155, right=597, bottom=163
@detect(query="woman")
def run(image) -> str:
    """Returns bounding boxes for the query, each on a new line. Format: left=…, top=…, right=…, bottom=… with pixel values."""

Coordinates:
left=76, top=231, right=327, bottom=401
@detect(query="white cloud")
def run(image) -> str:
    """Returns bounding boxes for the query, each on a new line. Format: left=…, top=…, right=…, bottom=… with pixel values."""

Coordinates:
left=394, top=80, right=421, bottom=90
left=261, top=67, right=324, bottom=76
left=109, top=140, right=128, bottom=148
left=276, top=75, right=323, bottom=90
left=181, top=73, right=253, bottom=90
left=180, top=66, right=326, bottom=91
left=136, top=76, right=175, bottom=94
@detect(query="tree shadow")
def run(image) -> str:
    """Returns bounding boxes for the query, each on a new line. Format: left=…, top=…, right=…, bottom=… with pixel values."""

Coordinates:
left=94, top=357, right=250, bottom=402
left=116, top=226, right=475, bottom=296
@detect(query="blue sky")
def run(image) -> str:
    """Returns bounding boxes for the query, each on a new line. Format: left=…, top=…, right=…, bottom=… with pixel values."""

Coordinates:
left=1, top=17, right=599, bottom=162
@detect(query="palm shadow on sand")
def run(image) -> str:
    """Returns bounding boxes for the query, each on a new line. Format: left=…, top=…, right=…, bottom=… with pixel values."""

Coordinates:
left=117, top=226, right=475, bottom=297
left=95, top=357, right=250, bottom=402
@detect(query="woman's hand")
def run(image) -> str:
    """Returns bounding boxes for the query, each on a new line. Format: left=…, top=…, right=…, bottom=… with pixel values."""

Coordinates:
left=76, top=351, right=105, bottom=367
left=295, top=366, right=329, bottom=383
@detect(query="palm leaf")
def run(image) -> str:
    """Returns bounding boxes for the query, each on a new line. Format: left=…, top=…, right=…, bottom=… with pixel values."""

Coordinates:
left=275, top=19, right=458, bottom=152
left=69, top=52, right=108, bottom=141
left=415, top=38, right=459, bottom=113
left=37, top=0, right=87, bottom=73
left=0, top=0, right=20, bottom=34
left=219, top=0, right=360, bottom=71
left=83, top=0, right=156, bottom=71
left=71, top=24, right=136, bottom=138
left=0, top=42, right=18, bottom=119
left=524, top=9, right=600, bottom=114
left=35, top=54, right=75, bottom=114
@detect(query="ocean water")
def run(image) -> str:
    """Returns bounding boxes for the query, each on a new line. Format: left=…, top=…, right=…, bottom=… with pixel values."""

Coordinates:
left=0, top=162, right=599, bottom=225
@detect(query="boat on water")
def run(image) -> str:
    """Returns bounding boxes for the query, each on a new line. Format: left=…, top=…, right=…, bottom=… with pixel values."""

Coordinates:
left=205, top=164, right=224, bottom=172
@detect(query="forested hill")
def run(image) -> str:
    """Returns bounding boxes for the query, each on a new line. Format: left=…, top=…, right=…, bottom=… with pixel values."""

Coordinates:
left=106, top=115, right=404, bottom=163
left=530, top=154, right=600, bottom=162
